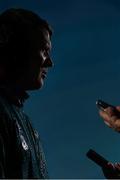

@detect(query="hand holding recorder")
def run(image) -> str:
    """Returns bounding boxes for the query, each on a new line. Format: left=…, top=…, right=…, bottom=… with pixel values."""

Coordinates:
left=86, top=149, right=120, bottom=179
left=96, top=100, right=120, bottom=132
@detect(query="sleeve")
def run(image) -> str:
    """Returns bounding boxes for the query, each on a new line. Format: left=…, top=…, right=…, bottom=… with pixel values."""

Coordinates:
left=0, top=109, right=19, bottom=179
left=34, top=130, right=49, bottom=179
left=0, top=111, right=11, bottom=178
left=25, top=114, right=49, bottom=179
left=0, top=134, right=6, bottom=178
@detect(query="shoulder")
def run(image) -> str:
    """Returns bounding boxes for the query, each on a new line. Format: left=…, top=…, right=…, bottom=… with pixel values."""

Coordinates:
left=0, top=95, right=16, bottom=137
left=0, top=95, right=13, bottom=118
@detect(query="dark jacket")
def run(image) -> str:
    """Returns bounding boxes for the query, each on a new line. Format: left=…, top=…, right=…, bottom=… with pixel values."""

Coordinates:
left=0, top=86, right=49, bottom=179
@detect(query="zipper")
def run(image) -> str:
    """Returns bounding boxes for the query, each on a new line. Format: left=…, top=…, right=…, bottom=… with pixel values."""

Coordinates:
left=10, top=105, right=41, bottom=177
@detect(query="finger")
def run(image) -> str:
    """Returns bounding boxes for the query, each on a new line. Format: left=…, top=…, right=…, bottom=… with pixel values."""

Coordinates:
left=99, top=109, right=119, bottom=124
left=113, top=120, right=120, bottom=132
left=116, top=106, right=120, bottom=112
left=116, top=163, right=120, bottom=166
left=99, top=108, right=120, bottom=131
left=99, top=110, right=111, bottom=122
left=114, top=163, right=120, bottom=170
left=99, top=111, right=120, bottom=130
left=99, top=110, right=113, bottom=127
left=104, top=107, right=116, bottom=117
left=99, top=110, right=115, bottom=125
left=104, top=121, right=111, bottom=127
left=107, top=162, right=115, bottom=169
left=117, top=163, right=120, bottom=168
left=99, top=107, right=117, bottom=120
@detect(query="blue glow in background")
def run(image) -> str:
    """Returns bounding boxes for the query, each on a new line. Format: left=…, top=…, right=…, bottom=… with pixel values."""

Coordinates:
left=1, top=0, right=120, bottom=178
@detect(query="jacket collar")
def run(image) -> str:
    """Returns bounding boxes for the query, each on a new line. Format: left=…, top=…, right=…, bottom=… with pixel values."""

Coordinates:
left=0, top=85, right=29, bottom=107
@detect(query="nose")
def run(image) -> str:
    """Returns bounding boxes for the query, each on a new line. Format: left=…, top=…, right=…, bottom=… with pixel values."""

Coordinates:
left=42, top=57, right=54, bottom=68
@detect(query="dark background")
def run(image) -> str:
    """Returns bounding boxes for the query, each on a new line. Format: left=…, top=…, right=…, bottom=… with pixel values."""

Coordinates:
left=1, top=0, right=120, bottom=178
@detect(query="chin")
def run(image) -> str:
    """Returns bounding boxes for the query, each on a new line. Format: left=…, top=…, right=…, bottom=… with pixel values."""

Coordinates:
left=29, top=78, right=44, bottom=90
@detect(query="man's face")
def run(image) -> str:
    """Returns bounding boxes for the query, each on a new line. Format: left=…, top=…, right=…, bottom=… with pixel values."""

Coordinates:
left=21, top=29, right=53, bottom=90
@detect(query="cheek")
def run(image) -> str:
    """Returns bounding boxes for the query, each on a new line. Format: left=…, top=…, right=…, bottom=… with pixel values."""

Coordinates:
left=38, top=71, right=42, bottom=79
left=29, top=62, right=41, bottom=75
left=36, top=69, right=43, bottom=82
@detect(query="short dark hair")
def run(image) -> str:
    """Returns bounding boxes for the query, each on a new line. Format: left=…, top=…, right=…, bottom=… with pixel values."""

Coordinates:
left=0, top=8, right=52, bottom=79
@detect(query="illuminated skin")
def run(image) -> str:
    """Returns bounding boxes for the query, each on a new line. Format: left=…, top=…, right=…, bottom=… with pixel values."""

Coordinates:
left=17, top=30, right=53, bottom=90
left=98, top=106, right=120, bottom=177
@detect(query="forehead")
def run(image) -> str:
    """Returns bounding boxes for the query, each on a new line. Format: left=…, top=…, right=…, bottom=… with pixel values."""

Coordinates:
left=28, top=29, right=51, bottom=51
left=42, top=30, right=51, bottom=50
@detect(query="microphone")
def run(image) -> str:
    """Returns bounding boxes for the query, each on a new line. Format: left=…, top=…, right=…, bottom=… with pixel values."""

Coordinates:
left=86, top=149, right=109, bottom=168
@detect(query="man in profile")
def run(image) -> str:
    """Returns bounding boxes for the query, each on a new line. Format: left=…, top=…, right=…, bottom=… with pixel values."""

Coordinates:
left=0, top=8, right=53, bottom=178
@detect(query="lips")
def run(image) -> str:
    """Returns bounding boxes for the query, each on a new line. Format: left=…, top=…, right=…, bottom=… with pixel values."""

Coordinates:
left=41, top=70, right=47, bottom=79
